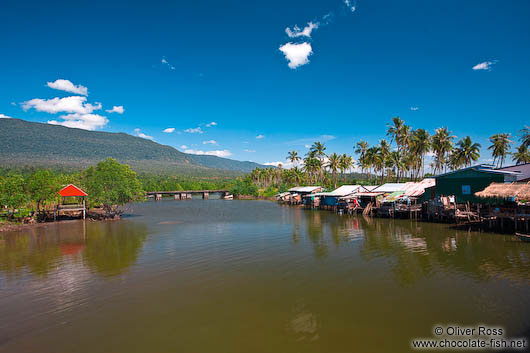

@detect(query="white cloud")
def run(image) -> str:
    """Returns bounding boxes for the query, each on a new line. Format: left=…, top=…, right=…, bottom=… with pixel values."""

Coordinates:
left=256, top=134, right=264, bottom=139
left=286, top=22, right=319, bottom=38
left=22, top=96, right=101, bottom=114
left=472, top=61, right=497, bottom=71
left=184, top=127, right=204, bottom=134
left=161, top=57, right=176, bottom=70
left=134, top=128, right=154, bottom=141
left=202, top=140, right=217, bottom=145
left=48, top=113, right=108, bottom=130
left=105, top=105, right=124, bottom=114
left=0, top=114, right=13, bottom=119
left=184, top=149, right=232, bottom=157
left=244, top=149, right=256, bottom=152
left=264, top=161, right=295, bottom=169
left=206, top=121, right=217, bottom=127
left=344, top=0, right=356, bottom=12
left=46, top=79, right=88, bottom=96
left=279, top=42, right=313, bottom=69
left=163, top=127, right=175, bottom=133
left=410, top=106, right=419, bottom=111
left=10, top=102, right=16, bottom=106
left=180, top=145, right=188, bottom=149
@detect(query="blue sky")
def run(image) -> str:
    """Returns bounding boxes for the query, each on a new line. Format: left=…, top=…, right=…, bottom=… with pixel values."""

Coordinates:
left=1, top=0, right=529, bottom=166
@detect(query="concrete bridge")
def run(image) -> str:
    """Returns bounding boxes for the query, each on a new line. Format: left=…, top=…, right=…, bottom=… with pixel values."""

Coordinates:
left=146, top=190, right=231, bottom=200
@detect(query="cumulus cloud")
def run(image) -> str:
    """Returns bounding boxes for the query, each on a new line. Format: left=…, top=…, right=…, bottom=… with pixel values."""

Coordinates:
left=244, top=149, right=256, bottom=152
left=105, top=105, right=124, bottom=114
left=286, top=22, right=319, bottom=38
left=344, top=0, right=356, bottom=12
left=202, top=140, right=217, bottom=145
left=163, top=127, right=175, bottom=133
left=256, top=134, right=265, bottom=139
left=206, top=121, right=217, bottom=127
left=184, top=149, right=232, bottom=157
left=410, top=106, right=419, bottom=111
left=180, top=145, right=188, bottom=149
left=472, top=61, right=497, bottom=71
left=22, top=96, right=102, bottom=114
left=184, top=127, right=203, bottom=134
left=46, top=79, right=88, bottom=96
left=48, top=113, right=108, bottom=131
left=134, top=128, right=154, bottom=141
left=279, top=42, right=313, bottom=69
left=0, top=114, right=13, bottom=119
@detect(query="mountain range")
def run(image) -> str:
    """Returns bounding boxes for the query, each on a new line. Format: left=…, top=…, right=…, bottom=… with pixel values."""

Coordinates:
left=0, top=119, right=265, bottom=175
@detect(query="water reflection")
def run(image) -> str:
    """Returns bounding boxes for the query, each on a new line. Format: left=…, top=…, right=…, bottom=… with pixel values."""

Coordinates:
left=0, top=221, right=147, bottom=279
left=290, top=208, right=530, bottom=285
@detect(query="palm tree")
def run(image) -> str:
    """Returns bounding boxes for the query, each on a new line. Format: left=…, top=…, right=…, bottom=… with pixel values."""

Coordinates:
left=354, top=140, right=368, bottom=176
left=377, top=139, right=391, bottom=182
left=310, top=142, right=326, bottom=183
left=520, top=125, right=530, bottom=148
left=488, top=133, right=512, bottom=168
left=291, top=167, right=305, bottom=185
left=310, top=141, right=327, bottom=160
left=410, top=129, right=431, bottom=179
left=456, top=136, right=481, bottom=167
left=327, top=153, right=341, bottom=188
left=513, top=144, right=530, bottom=165
left=287, top=150, right=301, bottom=166
left=431, top=127, right=455, bottom=174
left=389, top=151, right=405, bottom=182
left=339, top=154, right=353, bottom=182
left=386, top=117, right=407, bottom=152
left=364, top=146, right=378, bottom=182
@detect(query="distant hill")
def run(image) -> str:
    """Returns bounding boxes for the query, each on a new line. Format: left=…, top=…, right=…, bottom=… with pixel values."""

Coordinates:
left=0, top=119, right=264, bottom=174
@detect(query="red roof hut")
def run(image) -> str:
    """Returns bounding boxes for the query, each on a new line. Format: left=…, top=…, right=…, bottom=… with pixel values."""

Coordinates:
left=59, top=184, right=88, bottom=197
left=57, top=184, right=88, bottom=220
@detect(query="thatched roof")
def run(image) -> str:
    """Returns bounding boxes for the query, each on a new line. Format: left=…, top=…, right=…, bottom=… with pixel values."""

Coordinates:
left=475, top=182, right=530, bottom=200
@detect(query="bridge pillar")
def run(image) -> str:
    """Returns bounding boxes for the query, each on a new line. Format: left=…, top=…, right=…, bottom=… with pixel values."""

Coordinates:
left=203, top=192, right=209, bottom=200
left=155, top=194, right=162, bottom=201
left=174, top=194, right=180, bottom=200
left=187, top=193, right=192, bottom=199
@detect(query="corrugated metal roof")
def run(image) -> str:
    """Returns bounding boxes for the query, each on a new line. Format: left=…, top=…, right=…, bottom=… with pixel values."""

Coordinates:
left=288, top=186, right=321, bottom=193
left=403, top=178, right=435, bottom=197
left=435, top=164, right=520, bottom=178
left=372, top=183, right=407, bottom=193
left=382, top=179, right=436, bottom=202
left=313, top=185, right=363, bottom=197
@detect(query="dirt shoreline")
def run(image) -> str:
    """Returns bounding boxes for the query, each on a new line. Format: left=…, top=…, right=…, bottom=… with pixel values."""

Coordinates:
left=0, top=212, right=122, bottom=233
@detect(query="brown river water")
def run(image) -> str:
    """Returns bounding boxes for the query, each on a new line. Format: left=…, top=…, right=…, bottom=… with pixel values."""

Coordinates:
left=1, top=199, right=529, bottom=352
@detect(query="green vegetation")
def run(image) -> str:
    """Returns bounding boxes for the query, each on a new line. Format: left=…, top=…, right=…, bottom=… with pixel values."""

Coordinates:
left=0, top=158, right=145, bottom=221
left=241, top=118, right=530, bottom=192
left=0, top=157, right=243, bottom=223
left=82, top=158, right=144, bottom=213
left=0, top=118, right=264, bottom=174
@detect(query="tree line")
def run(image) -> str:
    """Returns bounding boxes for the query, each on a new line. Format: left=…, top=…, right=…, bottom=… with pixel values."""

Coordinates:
left=0, top=158, right=144, bottom=220
left=242, top=119, right=530, bottom=191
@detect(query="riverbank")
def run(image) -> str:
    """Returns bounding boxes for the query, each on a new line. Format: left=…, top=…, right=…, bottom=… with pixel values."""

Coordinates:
left=0, top=209, right=122, bottom=232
